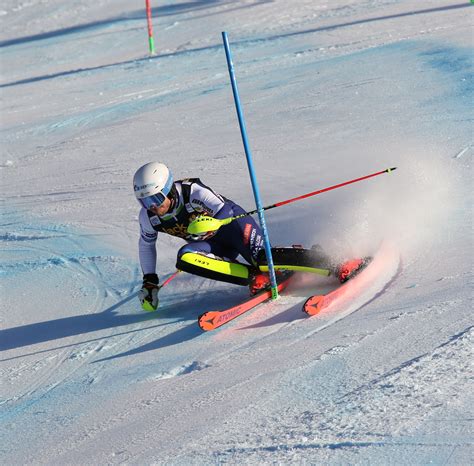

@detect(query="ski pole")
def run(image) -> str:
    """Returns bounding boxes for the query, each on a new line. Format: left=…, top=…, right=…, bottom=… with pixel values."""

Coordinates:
left=159, top=270, right=180, bottom=290
left=145, top=0, right=156, bottom=55
left=188, top=167, right=397, bottom=234
left=133, top=270, right=179, bottom=302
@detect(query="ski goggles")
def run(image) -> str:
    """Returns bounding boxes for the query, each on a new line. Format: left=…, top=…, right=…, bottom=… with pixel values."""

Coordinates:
left=138, top=191, right=168, bottom=210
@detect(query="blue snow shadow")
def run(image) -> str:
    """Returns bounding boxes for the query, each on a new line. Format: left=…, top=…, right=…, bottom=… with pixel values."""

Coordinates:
left=93, top=290, right=249, bottom=362
left=0, top=1, right=236, bottom=47
left=419, top=46, right=473, bottom=101
left=0, top=214, right=246, bottom=361
left=0, top=295, right=193, bottom=352
left=0, top=216, right=203, bottom=358
left=1, top=3, right=469, bottom=89
left=0, top=46, right=224, bottom=88
left=1, top=2, right=466, bottom=48
left=0, top=287, right=248, bottom=360
left=92, top=325, right=200, bottom=362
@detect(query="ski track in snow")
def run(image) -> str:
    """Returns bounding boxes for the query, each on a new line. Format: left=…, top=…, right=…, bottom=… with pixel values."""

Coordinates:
left=167, top=322, right=473, bottom=464
left=0, top=221, right=140, bottom=418
left=1, top=0, right=473, bottom=464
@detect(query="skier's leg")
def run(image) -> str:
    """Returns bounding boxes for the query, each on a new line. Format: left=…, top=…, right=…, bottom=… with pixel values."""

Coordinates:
left=256, top=245, right=334, bottom=270
left=213, top=208, right=280, bottom=293
left=176, top=241, right=251, bottom=286
left=215, top=204, right=333, bottom=270
left=216, top=204, right=265, bottom=266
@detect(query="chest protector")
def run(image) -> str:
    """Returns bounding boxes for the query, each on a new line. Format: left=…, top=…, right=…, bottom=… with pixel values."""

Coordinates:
left=146, top=178, right=202, bottom=240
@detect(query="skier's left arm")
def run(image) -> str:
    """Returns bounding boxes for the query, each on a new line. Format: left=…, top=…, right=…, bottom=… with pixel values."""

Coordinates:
left=189, top=182, right=226, bottom=216
left=188, top=182, right=233, bottom=238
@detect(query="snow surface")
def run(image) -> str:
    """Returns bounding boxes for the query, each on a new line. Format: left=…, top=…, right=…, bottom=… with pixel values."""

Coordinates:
left=1, top=0, right=473, bottom=464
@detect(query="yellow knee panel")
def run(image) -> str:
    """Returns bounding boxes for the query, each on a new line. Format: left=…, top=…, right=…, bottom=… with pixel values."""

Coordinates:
left=180, top=252, right=250, bottom=279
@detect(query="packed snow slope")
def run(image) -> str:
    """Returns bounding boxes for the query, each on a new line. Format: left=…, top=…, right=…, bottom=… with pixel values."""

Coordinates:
left=1, top=1, right=472, bottom=464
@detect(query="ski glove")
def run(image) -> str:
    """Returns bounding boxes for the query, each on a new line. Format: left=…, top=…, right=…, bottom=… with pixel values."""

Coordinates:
left=189, top=230, right=215, bottom=241
left=139, top=273, right=159, bottom=311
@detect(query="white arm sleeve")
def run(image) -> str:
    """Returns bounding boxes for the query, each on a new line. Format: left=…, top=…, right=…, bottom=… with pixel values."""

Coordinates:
left=189, top=182, right=225, bottom=216
left=138, top=208, right=158, bottom=275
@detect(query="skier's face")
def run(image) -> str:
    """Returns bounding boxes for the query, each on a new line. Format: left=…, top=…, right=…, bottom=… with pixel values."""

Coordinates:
left=150, top=196, right=171, bottom=216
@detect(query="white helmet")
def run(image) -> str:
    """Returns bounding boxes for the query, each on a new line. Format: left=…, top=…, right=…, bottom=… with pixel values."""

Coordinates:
left=133, top=162, right=174, bottom=209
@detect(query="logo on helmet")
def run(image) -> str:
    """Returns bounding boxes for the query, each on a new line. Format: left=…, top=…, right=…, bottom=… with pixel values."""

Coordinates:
left=134, top=183, right=155, bottom=191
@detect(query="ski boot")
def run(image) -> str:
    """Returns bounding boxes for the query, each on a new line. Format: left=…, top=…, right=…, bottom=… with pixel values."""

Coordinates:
left=248, top=269, right=294, bottom=295
left=249, top=271, right=271, bottom=295
left=336, top=258, right=370, bottom=283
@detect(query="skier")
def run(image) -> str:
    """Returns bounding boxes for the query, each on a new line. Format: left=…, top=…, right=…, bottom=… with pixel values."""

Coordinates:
left=133, top=162, right=364, bottom=311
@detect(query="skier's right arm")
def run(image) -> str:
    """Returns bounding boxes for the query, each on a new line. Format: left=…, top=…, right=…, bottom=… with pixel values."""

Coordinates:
left=138, top=209, right=160, bottom=311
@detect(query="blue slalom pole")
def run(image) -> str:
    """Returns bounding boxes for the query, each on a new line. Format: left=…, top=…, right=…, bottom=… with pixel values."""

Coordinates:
left=221, top=31, right=279, bottom=299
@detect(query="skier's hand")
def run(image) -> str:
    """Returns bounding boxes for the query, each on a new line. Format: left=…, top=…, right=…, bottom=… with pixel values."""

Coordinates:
left=189, top=231, right=215, bottom=241
left=139, top=273, right=159, bottom=311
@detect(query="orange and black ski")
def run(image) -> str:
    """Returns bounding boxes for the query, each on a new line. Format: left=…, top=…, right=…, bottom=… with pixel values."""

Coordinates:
left=198, top=274, right=293, bottom=331
left=303, top=258, right=372, bottom=316
left=302, top=240, right=401, bottom=316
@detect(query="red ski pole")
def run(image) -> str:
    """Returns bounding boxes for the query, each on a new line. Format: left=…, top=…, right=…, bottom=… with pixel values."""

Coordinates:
left=188, top=167, right=397, bottom=235
left=269, top=167, right=397, bottom=210
left=159, top=270, right=180, bottom=290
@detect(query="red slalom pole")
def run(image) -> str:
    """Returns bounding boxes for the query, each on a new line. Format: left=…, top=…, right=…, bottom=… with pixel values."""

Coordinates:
left=242, top=167, right=397, bottom=218
left=273, top=167, right=397, bottom=209
left=145, top=0, right=156, bottom=55
left=159, top=270, right=180, bottom=290
left=188, top=167, right=397, bottom=235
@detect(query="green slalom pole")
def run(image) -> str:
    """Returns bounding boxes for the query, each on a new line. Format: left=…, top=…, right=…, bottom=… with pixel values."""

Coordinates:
left=146, top=0, right=156, bottom=55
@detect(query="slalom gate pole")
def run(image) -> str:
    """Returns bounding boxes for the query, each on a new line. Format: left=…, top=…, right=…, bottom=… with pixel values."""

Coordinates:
left=145, top=0, right=156, bottom=55
left=222, top=31, right=279, bottom=299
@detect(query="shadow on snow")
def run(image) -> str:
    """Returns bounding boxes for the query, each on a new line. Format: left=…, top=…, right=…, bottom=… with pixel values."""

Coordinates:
left=0, top=294, right=200, bottom=354
left=0, top=0, right=260, bottom=47
left=0, top=288, right=235, bottom=357
left=0, top=3, right=469, bottom=89
left=92, top=323, right=203, bottom=362
left=0, top=0, right=235, bottom=47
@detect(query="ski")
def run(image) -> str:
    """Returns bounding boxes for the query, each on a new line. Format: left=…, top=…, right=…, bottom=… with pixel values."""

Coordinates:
left=303, top=283, right=351, bottom=316
left=303, top=258, right=372, bottom=316
left=197, top=242, right=399, bottom=329
left=198, top=274, right=293, bottom=331
left=303, top=242, right=399, bottom=316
